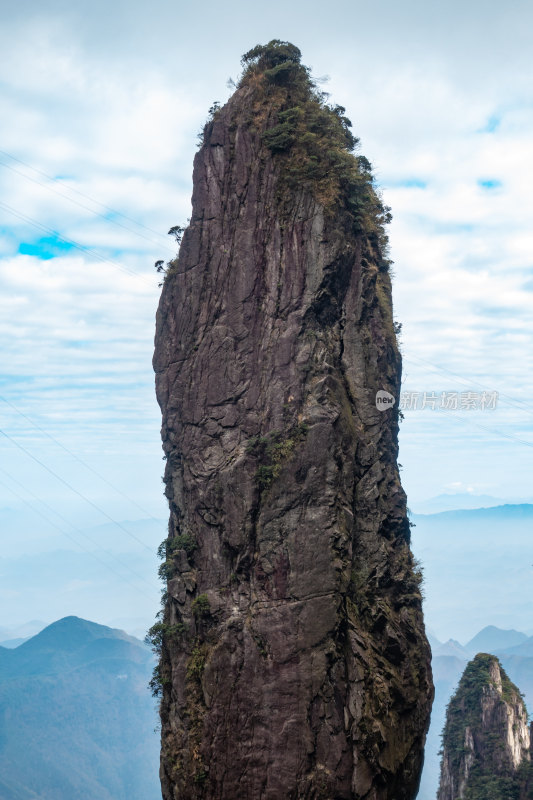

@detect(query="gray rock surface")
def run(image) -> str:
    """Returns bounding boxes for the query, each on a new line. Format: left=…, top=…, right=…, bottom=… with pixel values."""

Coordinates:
left=153, top=41, right=432, bottom=800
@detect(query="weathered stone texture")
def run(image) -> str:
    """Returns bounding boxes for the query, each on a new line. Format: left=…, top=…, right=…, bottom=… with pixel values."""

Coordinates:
left=154, top=47, right=432, bottom=800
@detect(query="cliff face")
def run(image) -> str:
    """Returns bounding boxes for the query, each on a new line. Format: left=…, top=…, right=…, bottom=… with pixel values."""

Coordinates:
left=153, top=41, right=433, bottom=800
left=438, top=654, right=531, bottom=800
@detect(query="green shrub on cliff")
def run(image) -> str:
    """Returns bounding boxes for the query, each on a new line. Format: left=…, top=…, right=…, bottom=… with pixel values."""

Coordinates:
left=246, top=424, right=308, bottom=491
left=462, top=770, right=523, bottom=800
left=191, top=593, right=211, bottom=620
left=145, top=621, right=186, bottom=654
left=157, top=533, right=197, bottom=580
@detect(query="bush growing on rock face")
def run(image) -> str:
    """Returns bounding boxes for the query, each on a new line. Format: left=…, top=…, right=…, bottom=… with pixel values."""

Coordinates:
left=246, top=424, right=309, bottom=491
left=145, top=621, right=187, bottom=654
left=145, top=621, right=187, bottom=698
left=172, top=533, right=197, bottom=557
left=157, top=560, right=175, bottom=581
left=191, top=594, right=211, bottom=620
left=148, top=663, right=169, bottom=699
left=157, top=533, right=197, bottom=580
left=168, top=225, right=184, bottom=243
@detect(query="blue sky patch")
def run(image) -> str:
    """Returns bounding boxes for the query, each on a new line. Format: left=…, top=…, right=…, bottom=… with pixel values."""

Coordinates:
left=18, top=235, right=76, bottom=260
left=478, top=178, right=502, bottom=190
left=480, top=114, right=501, bottom=133
left=388, top=178, right=427, bottom=189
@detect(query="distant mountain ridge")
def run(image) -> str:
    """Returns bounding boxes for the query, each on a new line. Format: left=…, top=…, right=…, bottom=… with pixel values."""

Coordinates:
left=429, top=624, right=533, bottom=661
left=414, top=502, right=533, bottom=520
left=0, top=515, right=164, bottom=630
left=466, top=624, right=527, bottom=654
left=0, top=637, right=29, bottom=649
left=0, top=620, right=46, bottom=641
left=431, top=639, right=471, bottom=660
left=411, top=494, right=533, bottom=514
left=0, top=616, right=159, bottom=800
left=15, top=615, right=140, bottom=651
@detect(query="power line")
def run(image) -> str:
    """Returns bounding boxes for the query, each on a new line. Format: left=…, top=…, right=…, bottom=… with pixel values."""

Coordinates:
left=0, top=425, right=157, bottom=553
left=0, top=155, right=171, bottom=250
left=0, top=468, right=159, bottom=600
left=0, top=393, right=163, bottom=524
left=404, top=353, right=533, bottom=419
left=0, top=152, right=168, bottom=581
left=0, top=147, right=174, bottom=246
left=0, top=187, right=167, bottom=543
left=0, top=460, right=162, bottom=590
left=0, top=199, right=155, bottom=287
left=400, top=354, right=533, bottom=451
left=438, top=408, right=533, bottom=450
left=0, top=156, right=176, bottom=256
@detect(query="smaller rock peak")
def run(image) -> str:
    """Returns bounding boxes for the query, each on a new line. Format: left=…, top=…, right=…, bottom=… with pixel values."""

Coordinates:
left=438, top=653, right=531, bottom=800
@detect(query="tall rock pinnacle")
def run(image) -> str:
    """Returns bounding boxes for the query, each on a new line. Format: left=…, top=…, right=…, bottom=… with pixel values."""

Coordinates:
left=152, top=40, right=433, bottom=800
left=438, top=654, right=532, bottom=800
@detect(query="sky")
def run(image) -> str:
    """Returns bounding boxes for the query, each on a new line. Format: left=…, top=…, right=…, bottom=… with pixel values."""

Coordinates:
left=1, top=0, right=532, bottom=631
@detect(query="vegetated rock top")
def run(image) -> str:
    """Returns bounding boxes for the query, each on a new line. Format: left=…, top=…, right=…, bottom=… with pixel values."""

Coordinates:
left=438, top=653, right=532, bottom=800
left=153, top=39, right=433, bottom=800
left=165, top=39, right=392, bottom=288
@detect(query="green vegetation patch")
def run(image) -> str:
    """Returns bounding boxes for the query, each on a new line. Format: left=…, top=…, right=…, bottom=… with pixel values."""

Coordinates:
left=157, top=533, right=197, bottom=580
left=191, top=593, right=211, bottom=620
left=145, top=621, right=187, bottom=699
left=463, top=770, right=523, bottom=800
left=239, top=40, right=391, bottom=250
left=145, top=621, right=187, bottom=654
left=246, top=422, right=308, bottom=490
left=186, top=642, right=208, bottom=682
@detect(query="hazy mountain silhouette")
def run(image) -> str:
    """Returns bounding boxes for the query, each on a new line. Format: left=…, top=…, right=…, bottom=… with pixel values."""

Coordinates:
left=432, top=638, right=471, bottom=659
left=0, top=616, right=159, bottom=800
left=466, top=624, right=528, bottom=654
left=412, top=493, right=508, bottom=514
